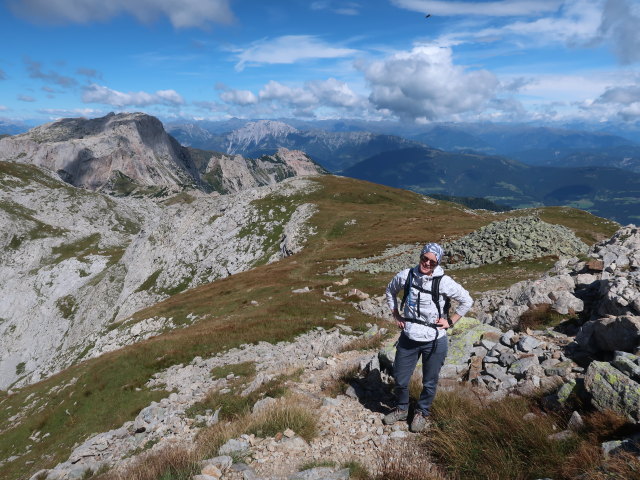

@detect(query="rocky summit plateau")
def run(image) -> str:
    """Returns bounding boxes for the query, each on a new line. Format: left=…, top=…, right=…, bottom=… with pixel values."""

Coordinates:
left=1, top=112, right=639, bottom=480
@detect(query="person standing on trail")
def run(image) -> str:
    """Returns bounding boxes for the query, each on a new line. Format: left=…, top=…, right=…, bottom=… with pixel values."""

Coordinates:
left=384, top=242, right=473, bottom=432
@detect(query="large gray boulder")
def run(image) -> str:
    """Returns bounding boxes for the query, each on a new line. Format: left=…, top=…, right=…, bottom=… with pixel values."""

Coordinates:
left=584, top=355, right=640, bottom=423
left=575, top=315, right=640, bottom=353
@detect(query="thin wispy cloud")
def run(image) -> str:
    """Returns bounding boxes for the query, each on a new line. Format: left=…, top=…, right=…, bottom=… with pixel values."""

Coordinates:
left=391, top=0, right=562, bottom=16
left=434, top=0, right=603, bottom=49
left=18, top=94, right=36, bottom=102
left=311, top=1, right=361, bottom=15
left=0, top=69, right=6, bottom=80
left=7, top=0, right=235, bottom=29
left=596, top=85, right=640, bottom=105
left=37, top=107, right=103, bottom=117
left=25, top=57, right=77, bottom=88
left=82, top=84, right=185, bottom=107
left=76, top=67, right=102, bottom=79
left=234, top=35, right=359, bottom=71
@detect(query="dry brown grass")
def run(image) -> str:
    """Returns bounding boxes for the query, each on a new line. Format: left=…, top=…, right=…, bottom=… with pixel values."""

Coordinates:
left=320, top=363, right=361, bottom=398
left=338, top=330, right=389, bottom=353
left=374, top=438, right=448, bottom=480
left=98, top=445, right=199, bottom=480
left=245, top=395, right=319, bottom=442
left=196, top=394, right=320, bottom=459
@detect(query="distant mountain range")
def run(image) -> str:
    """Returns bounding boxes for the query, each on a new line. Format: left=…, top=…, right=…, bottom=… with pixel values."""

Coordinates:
left=3, top=113, right=639, bottom=224
left=167, top=118, right=640, bottom=174
left=342, top=146, right=640, bottom=225
left=409, top=124, right=640, bottom=173
left=167, top=119, right=420, bottom=172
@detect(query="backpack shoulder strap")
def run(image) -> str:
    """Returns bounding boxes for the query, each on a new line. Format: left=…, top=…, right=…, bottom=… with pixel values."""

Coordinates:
left=400, top=268, right=414, bottom=311
left=431, top=275, right=442, bottom=318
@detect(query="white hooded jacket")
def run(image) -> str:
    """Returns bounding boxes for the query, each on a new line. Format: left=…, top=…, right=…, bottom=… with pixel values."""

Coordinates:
left=385, top=265, right=473, bottom=342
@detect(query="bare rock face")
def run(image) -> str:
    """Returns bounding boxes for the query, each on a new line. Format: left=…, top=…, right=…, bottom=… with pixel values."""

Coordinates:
left=203, top=148, right=325, bottom=195
left=0, top=161, right=320, bottom=390
left=0, top=113, right=326, bottom=197
left=0, top=112, right=201, bottom=191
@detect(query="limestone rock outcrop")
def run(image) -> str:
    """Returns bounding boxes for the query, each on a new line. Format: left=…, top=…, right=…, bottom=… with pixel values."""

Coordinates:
left=0, top=112, right=201, bottom=191
left=0, top=113, right=326, bottom=195
left=0, top=161, right=320, bottom=389
left=332, top=215, right=588, bottom=275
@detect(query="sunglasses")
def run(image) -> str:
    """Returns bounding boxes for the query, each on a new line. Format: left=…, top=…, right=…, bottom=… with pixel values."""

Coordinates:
left=419, top=255, right=438, bottom=265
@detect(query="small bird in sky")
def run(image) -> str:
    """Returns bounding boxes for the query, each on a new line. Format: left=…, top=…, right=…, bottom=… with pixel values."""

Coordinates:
left=425, top=13, right=431, bottom=18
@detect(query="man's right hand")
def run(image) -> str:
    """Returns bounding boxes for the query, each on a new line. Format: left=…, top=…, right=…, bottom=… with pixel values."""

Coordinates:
left=393, top=308, right=405, bottom=329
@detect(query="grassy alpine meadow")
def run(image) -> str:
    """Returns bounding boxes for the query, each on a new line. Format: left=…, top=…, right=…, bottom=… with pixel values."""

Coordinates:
left=0, top=175, right=621, bottom=480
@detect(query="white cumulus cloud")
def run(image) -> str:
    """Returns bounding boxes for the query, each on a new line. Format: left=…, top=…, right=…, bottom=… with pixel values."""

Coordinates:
left=596, top=0, right=640, bottom=64
left=359, top=45, right=499, bottom=121
left=216, top=78, right=366, bottom=118
left=594, top=84, right=640, bottom=120
left=82, top=84, right=185, bottom=107
left=7, top=0, right=234, bottom=29
left=234, top=35, right=359, bottom=71
left=219, top=89, right=258, bottom=106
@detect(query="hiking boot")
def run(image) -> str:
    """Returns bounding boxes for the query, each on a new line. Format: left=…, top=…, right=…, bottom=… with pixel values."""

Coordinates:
left=410, top=411, right=430, bottom=433
left=383, top=408, right=408, bottom=425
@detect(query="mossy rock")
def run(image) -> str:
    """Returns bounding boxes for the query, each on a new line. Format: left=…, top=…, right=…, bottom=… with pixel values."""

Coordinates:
left=585, top=360, right=640, bottom=423
left=378, top=317, right=498, bottom=371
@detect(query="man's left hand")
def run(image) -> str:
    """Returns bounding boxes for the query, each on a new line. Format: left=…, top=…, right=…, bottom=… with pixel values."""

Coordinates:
left=435, top=317, right=450, bottom=329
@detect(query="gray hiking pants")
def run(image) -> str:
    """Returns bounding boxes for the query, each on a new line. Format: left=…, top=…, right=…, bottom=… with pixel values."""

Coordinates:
left=393, top=332, right=448, bottom=415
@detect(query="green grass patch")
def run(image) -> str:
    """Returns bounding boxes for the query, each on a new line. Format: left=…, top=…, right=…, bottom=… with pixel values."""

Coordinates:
left=186, top=369, right=296, bottom=420
left=163, top=192, right=196, bottom=206
left=50, top=233, right=102, bottom=264
left=246, top=400, right=318, bottom=442
left=299, top=460, right=337, bottom=470
left=55, top=295, right=77, bottom=319
left=135, top=269, right=162, bottom=293
left=517, top=304, right=581, bottom=332
left=209, top=361, right=256, bottom=379
left=449, top=256, right=559, bottom=294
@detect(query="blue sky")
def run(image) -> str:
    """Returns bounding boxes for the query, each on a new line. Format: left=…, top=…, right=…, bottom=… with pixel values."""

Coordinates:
left=0, top=0, right=639, bottom=126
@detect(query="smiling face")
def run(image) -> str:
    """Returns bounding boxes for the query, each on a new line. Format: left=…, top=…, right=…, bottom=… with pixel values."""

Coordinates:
left=419, top=252, right=438, bottom=275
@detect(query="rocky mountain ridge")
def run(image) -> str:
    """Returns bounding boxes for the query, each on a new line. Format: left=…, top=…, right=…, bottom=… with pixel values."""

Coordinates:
left=0, top=113, right=325, bottom=196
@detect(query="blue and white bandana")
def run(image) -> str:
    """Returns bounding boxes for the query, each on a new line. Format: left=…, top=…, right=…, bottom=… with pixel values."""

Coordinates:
left=421, top=242, right=444, bottom=263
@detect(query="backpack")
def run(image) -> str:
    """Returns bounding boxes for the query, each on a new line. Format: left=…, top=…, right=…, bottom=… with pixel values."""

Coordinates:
left=400, top=268, right=451, bottom=322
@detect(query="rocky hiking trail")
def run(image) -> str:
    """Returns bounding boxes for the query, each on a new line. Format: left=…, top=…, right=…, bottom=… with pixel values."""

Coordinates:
left=32, top=321, right=412, bottom=480
left=30, top=306, right=593, bottom=480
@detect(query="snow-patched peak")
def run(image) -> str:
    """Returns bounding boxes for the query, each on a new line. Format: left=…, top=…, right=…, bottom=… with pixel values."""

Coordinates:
left=226, top=120, right=298, bottom=154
